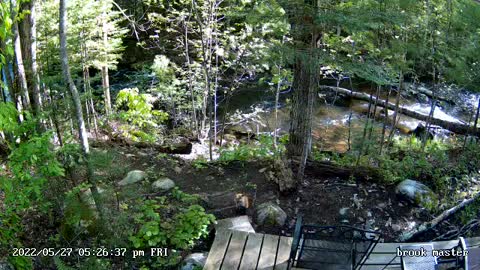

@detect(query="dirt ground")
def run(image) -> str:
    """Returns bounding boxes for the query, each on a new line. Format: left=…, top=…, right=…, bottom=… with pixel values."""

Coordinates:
left=107, top=145, right=432, bottom=242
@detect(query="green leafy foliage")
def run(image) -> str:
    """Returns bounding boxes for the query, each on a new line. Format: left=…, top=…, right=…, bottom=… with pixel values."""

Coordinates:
left=0, top=103, right=64, bottom=269
left=115, top=88, right=168, bottom=142
left=219, top=135, right=284, bottom=162
left=124, top=188, right=214, bottom=268
left=129, top=188, right=214, bottom=251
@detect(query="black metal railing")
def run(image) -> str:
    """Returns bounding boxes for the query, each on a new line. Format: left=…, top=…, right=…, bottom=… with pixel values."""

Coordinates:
left=288, top=216, right=382, bottom=270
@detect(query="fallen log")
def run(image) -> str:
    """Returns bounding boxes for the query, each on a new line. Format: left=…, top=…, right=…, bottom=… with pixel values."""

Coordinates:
left=91, top=137, right=193, bottom=154
left=320, top=85, right=480, bottom=136
left=133, top=140, right=193, bottom=154
left=305, top=160, right=384, bottom=182
left=407, top=84, right=454, bottom=105
left=399, top=191, right=480, bottom=242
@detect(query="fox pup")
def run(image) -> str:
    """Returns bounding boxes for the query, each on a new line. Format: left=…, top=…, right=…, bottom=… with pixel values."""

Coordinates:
left=235, top=193, right=253, bottom=215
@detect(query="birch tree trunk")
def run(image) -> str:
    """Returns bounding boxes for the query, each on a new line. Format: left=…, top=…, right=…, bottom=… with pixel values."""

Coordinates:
left=11, top=0, right=30, bottom=110
left=59, top=0, right=104, bottom=218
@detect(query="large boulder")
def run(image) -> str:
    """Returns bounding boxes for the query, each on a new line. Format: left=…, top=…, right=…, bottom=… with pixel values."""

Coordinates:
left=395, top=179, right=438, bottom=209
left=181, top=252, right=208, bottom=270
left=255, top=202, right=287, bottom=226
left=152, top=177, right=175, bottom=191
left=118, top=170, right=146, bottom=186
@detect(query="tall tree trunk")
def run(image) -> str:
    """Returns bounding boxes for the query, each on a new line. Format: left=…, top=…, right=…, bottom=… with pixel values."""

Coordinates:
left=59, top=0, right=104, bottom=218
left=183, top=15, right=199, bottom=138
left=11, top=0, right=30, bottom=111
left=102, top=9, right=112, bottom=116
left=387, top=72, right=403, bottom=145
left=273, top=66, right=282, bottom=149
left=287, top=56, right=317, bottom=182
left=19, top=0, right=43, bottom=116
left=28, top=0, right=42, bottom=115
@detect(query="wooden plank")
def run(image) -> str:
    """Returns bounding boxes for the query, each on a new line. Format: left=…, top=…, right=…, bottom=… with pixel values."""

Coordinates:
left=257, top=234, right=280, bottom=270
left=274, top=236, right=293, bottom=270
left=204, top=230, right=232, bottom=270
left=239, top=233, right=264, bottom=270
left=221, top=230, right=249, bottom=270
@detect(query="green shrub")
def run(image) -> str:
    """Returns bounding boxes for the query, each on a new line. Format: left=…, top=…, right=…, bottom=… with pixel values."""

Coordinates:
left=129, top=188, right=214, bottom=250
left=0, top=102, right=64, bottom=270
left=219, top=135, right=284, bottom=162
left=126, top=188, right=214, bottom=268
left=115, top=88, right=168, bottom=142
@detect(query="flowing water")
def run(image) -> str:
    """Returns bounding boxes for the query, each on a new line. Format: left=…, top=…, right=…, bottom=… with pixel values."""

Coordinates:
left=223, top=81, right=480, bottom=152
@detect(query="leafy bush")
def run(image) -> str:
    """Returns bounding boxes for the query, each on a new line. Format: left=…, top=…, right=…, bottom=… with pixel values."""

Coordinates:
left=313, top=136, right=459, bottom=192
left=126, top=188, right=214, bottom=268
left=219, top=135, right=284, bottom=162
left=129, top=188, right=214, bottom=250
left=115, top=88, right=168, bottom=142
left=0, top=102, right=64, bottom=269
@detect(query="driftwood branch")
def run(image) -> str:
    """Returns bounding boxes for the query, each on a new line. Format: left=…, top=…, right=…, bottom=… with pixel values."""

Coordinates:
left=320, top=85, right=480, bottom=136
left=400, top=192, right=480, bottom=242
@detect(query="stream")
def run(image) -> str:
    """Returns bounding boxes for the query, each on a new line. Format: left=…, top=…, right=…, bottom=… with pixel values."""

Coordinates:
left=222, top=80, right=480, bottom=152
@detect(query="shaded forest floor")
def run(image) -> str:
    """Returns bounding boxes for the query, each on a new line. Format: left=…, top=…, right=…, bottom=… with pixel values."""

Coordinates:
left=91, top=144, right=435, bottom=242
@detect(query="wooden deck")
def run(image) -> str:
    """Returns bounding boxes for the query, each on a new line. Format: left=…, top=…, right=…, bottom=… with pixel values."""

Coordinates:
left=204, top=230, right=480, bottom=270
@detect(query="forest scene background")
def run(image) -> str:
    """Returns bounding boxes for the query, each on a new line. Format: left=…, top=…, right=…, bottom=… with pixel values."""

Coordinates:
left=1, top=0, right=480, bottom=269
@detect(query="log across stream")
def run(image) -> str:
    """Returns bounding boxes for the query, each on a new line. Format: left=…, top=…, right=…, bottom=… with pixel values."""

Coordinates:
left=320, top=85, right=480, bottom=137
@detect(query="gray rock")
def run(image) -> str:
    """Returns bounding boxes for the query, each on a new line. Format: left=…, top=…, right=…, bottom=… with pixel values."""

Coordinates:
left=417, top=93, right=429, bottom=103
left=118, top=170, right=146, bottom=186
left=255, top=202, right=287, bottom=226
left=152, top=177, right=175, bottom=191
left=81, top=187, right=106, bottom=207
left=395, top=179, right=438, bottom=209
left=216, top=215, right=255, bottom=233
left=339, top=207, right=349, bottom=217
left=181, top=252, right=208, bottom=270
left=392, top=224, right=402, bottom=232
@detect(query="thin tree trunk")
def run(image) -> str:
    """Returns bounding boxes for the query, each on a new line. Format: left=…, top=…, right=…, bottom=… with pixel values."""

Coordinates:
left=356, top=89, right=374, bottom=166
left=59, top=0, right=104, bottom=218
left=101, top=65, right=111, bottom=116
left=471, top=98, right=480, bottom=144
left=86, top=71, right=99, bottom=139
left=379, top=87, right=391, bottom=154
left=273, top=66, right=282, bottom=149
left=365, top=85, right=381, bottom=155
left=183, top=15, right=199, bottom=138
left=28, top=0, right=42, bottom=115
left=11, top=0, right=30, bottom=111
left=387, top=72, right=403, bottom=145
left=101, top=9, right=112, bottom=117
